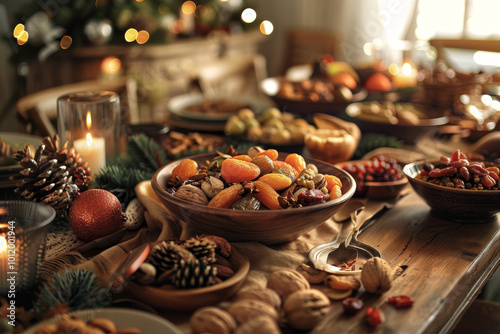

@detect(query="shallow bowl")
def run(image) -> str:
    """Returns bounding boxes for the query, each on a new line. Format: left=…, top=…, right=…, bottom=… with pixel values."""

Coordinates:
left=152, top=152, right=356, bottom=245
left=403, top=161, right=500, bottom=223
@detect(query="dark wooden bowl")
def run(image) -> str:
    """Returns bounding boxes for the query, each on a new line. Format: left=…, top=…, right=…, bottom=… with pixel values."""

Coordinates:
left=152, top=152, right=356, bottom=245
left=403, top=161, right=500, bottom=223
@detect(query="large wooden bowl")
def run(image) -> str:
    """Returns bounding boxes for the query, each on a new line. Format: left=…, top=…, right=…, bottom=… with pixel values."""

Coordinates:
left=152, top=153, right=356, bottom=245
left=403, top=161, right=500, bottom=223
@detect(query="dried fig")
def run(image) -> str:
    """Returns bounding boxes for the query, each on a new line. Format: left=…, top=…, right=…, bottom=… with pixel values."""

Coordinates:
left=283, top=289, right=331, bottom=331
left=190, top=306, right=237, bottom=334
left=266, top=269, right=310, bottom=300
left=361, top=257, right=393, bottom=294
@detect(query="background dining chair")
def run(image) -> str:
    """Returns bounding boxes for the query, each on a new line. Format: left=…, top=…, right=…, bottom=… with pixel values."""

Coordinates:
left=193, top=54, right=268, bottom=98
left=15, top=78, right=139, bottom=137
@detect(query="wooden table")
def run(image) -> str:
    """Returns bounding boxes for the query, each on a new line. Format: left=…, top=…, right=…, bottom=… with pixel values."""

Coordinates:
left=313, top=190, right=500, bottom=334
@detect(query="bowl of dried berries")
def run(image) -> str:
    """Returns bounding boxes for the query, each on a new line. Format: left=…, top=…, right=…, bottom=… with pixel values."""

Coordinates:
left=403, top=149, right=500, bottom=223
left=152, top=148, right=356, bottom=245
left=337, top=155, right=409, bottom=199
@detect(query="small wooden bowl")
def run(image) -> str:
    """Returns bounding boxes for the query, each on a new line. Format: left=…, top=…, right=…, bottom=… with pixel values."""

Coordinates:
left=123, top=246, right=250, bottom=312
left=152, top=152, right=356, bottom=245
left=404, top=161, right=500, bottom=223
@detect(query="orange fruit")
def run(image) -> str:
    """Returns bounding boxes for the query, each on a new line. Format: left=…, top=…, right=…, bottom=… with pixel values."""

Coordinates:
left=330, top=72, right=357, bottom=90
left=364, top=73, right=392, bottom=92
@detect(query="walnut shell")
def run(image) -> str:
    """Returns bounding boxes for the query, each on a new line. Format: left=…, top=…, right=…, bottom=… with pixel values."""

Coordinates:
left=236, top=288, right=282, bottom=310
left=227, top=299, right=279, bottom=325
left=190, top=306, right=237, bottom=334
left=235, top=315, right=280, bottom=334
left=266, top=269, right=310, bottom=300
left=360, top=257, right=393, bottom=294
left=174, top=184, right=208, bottom=205
left=283, top=289, right=331, bottom=331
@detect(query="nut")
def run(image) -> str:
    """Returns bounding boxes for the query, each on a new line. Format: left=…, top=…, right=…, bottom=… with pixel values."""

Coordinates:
left=324, top=275, right=361, bottom=290
left=89, top=318, right=117, bottom=332
left=316, top=284, right=353, bottom=300
left=190, top=306, right=237, bottom=334
left=236, top=288, right=281, bottom=310
left=202, top=176, right=224, bottom=198
left=174, top=184, right=208, bottom=205
left=204, top=235, right=232, bottom=257
left=235, top=315, right=280, bottom=334
left=227, top=299, right=278, bottom=325
left=296, top=263, right=328, bottom=284
left=266, top=269, right=310, bottom=300
left=283, top=289, right=331, bottom=331
left=214, top=264, right=235, bottom=279
left=361, top=257, right=393, bottom=294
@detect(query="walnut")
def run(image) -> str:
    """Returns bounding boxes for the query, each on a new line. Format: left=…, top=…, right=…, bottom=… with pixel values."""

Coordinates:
left=227, top=299, right=278, bottom=325
left=266, top=269, right=310, bottom=300
left=190, top=306, right=237, bottom=334
left=174, top=184, right=208, bottom=205
left=283, top=289, right=331, bottom=331
left=361, top=257, right=393, bottom=294
left=236, top=288, right=282, bottom=311
left=235, top=315, right=280, bottom=334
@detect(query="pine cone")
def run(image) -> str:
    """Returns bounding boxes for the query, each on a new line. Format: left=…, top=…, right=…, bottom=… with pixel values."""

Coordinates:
left=181, top=236, right=217, bottom=264
left=174, top=259, right=217, bottom=289
left=42, top=135, right=91, bottom=188
left=148, top=241, right=196, bottom=272
left=10, top=144, right=76, bottom=215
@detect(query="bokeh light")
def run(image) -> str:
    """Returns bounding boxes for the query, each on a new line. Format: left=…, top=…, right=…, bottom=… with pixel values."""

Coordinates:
left=388, top=63, right=399, bottom=75
left=136, top=30, right=150, bottom=44
left=17, top=31, right=29, bottom=45
left=260, top=20, right=273, bottom=35
left=101, top=57, right=121, bottom=74
left=241, top=8, right=256, bottom=23
left=401, top=63, right=413, bottom=76
left=195, top=5, right=208, bottom=19
left=124, top=28, right=138, bottom=42
left=182, top=1, right=196, bottom=15
left=170, top=20, right=185, bottom=34
left=13, top=24, right=24, bottom=38
left=60, top=35, right=72, bottom=49
left=363, top=42, right=374, bottom=56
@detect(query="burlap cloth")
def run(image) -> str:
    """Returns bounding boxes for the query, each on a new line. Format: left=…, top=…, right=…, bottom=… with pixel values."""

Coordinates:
left=41, top=180, right=343, bottom=332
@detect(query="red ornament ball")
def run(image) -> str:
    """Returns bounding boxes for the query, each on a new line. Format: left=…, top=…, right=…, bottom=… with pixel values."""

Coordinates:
left=69, top=189, right=125, bottom=242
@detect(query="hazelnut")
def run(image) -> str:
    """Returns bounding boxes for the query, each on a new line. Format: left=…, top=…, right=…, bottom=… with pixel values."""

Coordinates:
left=266, top=269, right=310, bottom=300
left=190, top=306, right=237, bottom=334
left=283, top=289, right=331, bottom=331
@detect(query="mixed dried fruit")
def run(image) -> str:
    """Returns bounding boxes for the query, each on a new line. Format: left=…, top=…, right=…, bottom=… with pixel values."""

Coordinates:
left=165, top=147, right=344, bottom=210
left=416, top=149, right=499, bottom=190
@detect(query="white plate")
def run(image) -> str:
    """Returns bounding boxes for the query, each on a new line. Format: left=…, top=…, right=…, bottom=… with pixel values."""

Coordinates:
left=168, top=93, right=269, bottom=122
left=24, top=307, right=183, bottom=334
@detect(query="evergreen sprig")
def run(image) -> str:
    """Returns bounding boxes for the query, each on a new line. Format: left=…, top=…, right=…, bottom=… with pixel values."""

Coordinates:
left=34, top=269, right=111, bottom=314
left=124, top=133, right=168, bottom=173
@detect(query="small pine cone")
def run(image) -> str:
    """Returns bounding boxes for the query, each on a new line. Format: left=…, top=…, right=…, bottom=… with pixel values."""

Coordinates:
left=181, top=236, right=217, bottom=264
left=174, top=259, right=217, bottom=289
left=148, top=241, right=196, bottom=272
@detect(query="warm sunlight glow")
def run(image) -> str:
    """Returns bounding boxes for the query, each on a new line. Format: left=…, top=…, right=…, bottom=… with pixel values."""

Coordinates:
left=241, top=8, right=257, bottom=23
left=13, top=24, right=24, bottom=38
left=101, top=57, right=121, bottom=74
left=86, top=132, right=93, bottom=146
left=124, top=28, right=138, bottom=42
left=86, top=111, right=92, bottom=129
left=260, top=20, right=273, bottom=35
left=60, top=35, right=72, bottom=49
left=136, top=30, right=150, bottom=44
left=182, top=1, right=196, bottom=15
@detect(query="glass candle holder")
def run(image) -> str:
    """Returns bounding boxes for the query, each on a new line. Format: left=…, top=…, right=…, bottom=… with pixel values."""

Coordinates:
left=57, top=91, right=121, bottom=175
left=0, top=200, right=56, bottom=295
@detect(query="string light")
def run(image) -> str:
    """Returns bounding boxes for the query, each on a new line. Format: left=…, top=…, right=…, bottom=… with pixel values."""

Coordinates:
left=17, top=31, right=29, bottom=45
left=60, top=35, right=72, bottom=49
left=101, top=57, right=121, bottom=74
left=182, top=1, right=196, bottom=15
left=124, top=28, right=138, bottom=42
left=13, top=24, right=24, bottom=38
left=241, top=8, right=256, bottom=23
left=136, top=30, right=149, bottom=44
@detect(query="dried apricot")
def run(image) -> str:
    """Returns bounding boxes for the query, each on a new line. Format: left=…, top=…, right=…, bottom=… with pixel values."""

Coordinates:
left=273, top=160, right=299, bottom=178
left=207, top=184, right=243, bottom=208
left=221, top=158, right=261, bottom=183
left=171, top=159, right=198, bottom=181
left=324, top=174, right=342, bottom=192
left=233, top=154, right=252, bottom=162
left=258, top=173, right=292, bottom=191
left=330, top=185, right=342, bottom=200
left=255, top=149, right=279, bottom=161
left=253, top=180, right=282, bottom=210
left=285, top=153, right=306, bottom=173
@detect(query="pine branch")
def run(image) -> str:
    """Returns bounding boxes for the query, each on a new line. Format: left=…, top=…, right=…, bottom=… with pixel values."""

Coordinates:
left=124, top=134, right=168, bottom=173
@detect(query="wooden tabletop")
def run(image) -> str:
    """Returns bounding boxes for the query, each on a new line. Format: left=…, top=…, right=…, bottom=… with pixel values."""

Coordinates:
left=313, top=190, right=500, bottom=334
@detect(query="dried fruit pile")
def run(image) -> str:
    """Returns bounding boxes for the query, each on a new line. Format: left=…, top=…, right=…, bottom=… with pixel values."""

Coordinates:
left=340, top=155, right=404, bottom=193
left=417, top=149, right=499, bottom=190
left=34, top=314, right=140, bottom=334
left=166, top=147, right=344, bottom=210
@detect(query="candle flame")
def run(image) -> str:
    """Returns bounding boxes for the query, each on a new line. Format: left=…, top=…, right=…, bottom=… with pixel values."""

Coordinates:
left=402, top=63, right=413, bottom=76
left=86, top=111, right=92, bottom=129
left=0, top=236, right=6, bottom=253
left=86, top=133, right=93, bottom=146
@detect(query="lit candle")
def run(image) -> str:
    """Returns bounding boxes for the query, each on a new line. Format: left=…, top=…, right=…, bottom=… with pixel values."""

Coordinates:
left=74, top=133, right=106, bottom=175
left=392, top=62, right=417, bottom=89
left=0, top=225, right=7, bottom=291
